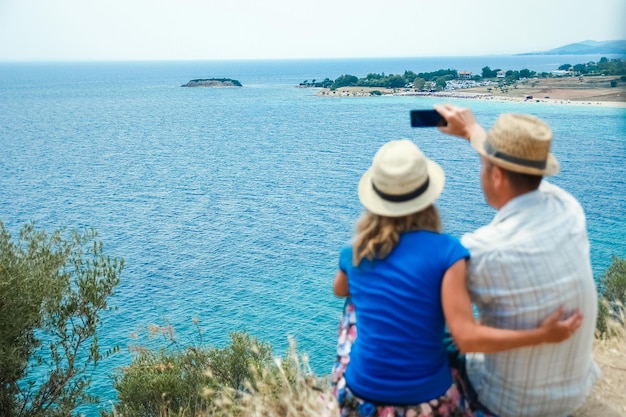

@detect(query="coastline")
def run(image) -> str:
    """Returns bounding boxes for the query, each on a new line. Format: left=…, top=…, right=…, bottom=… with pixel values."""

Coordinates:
left=316, top=76, right=626, bottom=108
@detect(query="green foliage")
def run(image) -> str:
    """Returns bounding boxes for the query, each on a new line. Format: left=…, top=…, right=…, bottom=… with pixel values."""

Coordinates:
left=110, top=332, right=335, bottom=417
left=412, top=77, right=426, bottom=90
left=0, top=222, right=122, bottom=417
left=596, top=256, right=626, bottom=339
left=601, top=256, right=626, bottom=303
left=329, top=69, right=460, bottom=91
left=330, top=74, right=358, bottom=90
left=481, top=66, right=499, bottom=78
left=385, top=74, right=406, bottom=89
left=355, top=72, right=408, bottom=89
left=299, top=78, right=333, bottom=88
left=416, top=68, right=457, bottom=80
left=570, top=58, right=626, bottom=75
left=596, top=299, right=611, bottom=337
left=435, top=76, right=448, bottom=90
left=364, top=72, right=384, bottom=81
left=573, top=63, right=587, bottom=73
left=112, top=345, right=216, bottom=417
left=111, top=329, right=274, bottom=417
left=519, top=68, right=536, bottom=79
left=206, top=331, right=273, bottom=391
left=505, top=70, right=520, bottom=81
left=188, top=78, right=242, bottom=87
left=403, top=70, right=418, bottom=82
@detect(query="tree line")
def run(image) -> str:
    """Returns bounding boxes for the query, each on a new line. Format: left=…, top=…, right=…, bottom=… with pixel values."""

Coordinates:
left=299, top=58, right=626, bottom=91
left=557, top=57, right=626, bottom=76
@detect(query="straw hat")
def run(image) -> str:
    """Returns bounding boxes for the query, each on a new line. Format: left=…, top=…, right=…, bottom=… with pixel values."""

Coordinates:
left=358, top=139, right=445, bottom=217
left=470, top=113, right=559, bottom=176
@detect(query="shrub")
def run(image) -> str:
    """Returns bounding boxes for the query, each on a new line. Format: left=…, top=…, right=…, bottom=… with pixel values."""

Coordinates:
left=602, top=256, right=626, bottom=303
left=596, top=256, right=626, bottom=338
left=330, top=74, right=358, bottom=90
left=111, top=328, right=275, bottom=416
left=0, top=222, right=122, bottom=417
left=596, top=298, right=612, bottom=337
left=610, top=80, right=618, bottom=87
left=206, top=331, right=273, bottom=392
left=109, top=328, right=336, bottom=417
left=112, top=344, right=216, bottom=417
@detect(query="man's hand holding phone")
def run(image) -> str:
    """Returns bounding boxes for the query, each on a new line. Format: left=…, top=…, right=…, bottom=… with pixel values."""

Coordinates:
left=410, top=109, right=447, bottom=128
left=433, top=104, right=486, bottom=140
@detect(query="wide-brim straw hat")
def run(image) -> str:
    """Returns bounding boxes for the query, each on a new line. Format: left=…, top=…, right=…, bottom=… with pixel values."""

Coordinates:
left=470, top=113, right=559, bottom=176
left=358, top=139, right=445, bottom=217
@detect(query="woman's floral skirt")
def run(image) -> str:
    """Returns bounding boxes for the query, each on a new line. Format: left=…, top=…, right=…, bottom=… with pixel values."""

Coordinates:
left=331, top=299, right=478, bottom=417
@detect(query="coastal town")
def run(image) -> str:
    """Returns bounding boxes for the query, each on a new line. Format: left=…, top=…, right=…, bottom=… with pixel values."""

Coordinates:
left=307, top=58, right=626, bottom=106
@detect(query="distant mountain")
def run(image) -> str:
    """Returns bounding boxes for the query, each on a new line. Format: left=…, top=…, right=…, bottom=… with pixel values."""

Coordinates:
left=517, top=40, right=626, bottom=55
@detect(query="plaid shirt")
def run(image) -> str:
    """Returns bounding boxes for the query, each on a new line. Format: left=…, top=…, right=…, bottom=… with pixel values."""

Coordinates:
left=461, top=181, right=600, bottom=417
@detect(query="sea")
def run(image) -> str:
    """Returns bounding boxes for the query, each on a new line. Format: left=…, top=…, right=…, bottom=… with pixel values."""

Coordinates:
left=0, top=54, right=625, bottom=414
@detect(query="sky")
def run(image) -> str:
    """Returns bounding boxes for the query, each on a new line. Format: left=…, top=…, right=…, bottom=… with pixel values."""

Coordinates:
left=0, top=0, right=625, bottom=61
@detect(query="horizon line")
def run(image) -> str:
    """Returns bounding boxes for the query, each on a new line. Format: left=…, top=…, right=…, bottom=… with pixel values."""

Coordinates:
left=2, top=52, right=626, bottom=64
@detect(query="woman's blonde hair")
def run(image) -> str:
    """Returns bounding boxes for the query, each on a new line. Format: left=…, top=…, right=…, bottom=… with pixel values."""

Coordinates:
left=352, top=205, right=442, bottom=266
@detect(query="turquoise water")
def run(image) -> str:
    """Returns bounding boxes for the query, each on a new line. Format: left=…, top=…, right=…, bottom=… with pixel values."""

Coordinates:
left=0, top=56, right=624, bottom=414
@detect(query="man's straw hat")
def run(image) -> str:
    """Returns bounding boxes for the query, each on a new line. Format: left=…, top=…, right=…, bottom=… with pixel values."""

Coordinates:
left=358, top=139, right=444, bottom=217
left=470, top=113, right=559, bottom=176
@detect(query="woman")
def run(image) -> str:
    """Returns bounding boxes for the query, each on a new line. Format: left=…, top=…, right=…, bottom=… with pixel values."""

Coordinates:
left=331, top=139, right=581, bottom=417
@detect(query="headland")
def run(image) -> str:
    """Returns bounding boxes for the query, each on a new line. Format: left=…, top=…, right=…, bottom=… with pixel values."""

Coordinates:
left=316, top=76, right=626, bottom=108
left=310, top=57, right=626, bottom=108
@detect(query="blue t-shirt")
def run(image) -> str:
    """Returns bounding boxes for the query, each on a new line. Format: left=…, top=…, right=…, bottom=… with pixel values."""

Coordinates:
left=340, top=230, right=469, bottom=405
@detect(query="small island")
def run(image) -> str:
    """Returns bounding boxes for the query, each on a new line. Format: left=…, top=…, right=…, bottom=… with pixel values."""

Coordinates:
left=181, top=78, right=242, bottom=88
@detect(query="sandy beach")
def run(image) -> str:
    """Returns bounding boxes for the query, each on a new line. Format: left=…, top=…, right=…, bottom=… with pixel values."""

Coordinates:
left=317, top=76, right=626, bottom=108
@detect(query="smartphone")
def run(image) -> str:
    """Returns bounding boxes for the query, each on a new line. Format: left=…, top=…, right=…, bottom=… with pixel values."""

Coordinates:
left=410, top=110, right=447, bottom=128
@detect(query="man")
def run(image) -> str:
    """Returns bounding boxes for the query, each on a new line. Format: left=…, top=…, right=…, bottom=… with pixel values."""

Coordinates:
left=434, top=104, right=600, bottom=417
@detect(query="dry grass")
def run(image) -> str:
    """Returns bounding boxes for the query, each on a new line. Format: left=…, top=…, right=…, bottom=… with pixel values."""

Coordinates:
left=574, top=313, right=626, bottom=417
left=462, top=75, right=626, bottom=103
left=230, top=342, right=338, bottom=417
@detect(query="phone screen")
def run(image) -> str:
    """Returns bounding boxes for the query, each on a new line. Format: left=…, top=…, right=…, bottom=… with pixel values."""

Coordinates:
left=410, top=110, right=446, bottom=128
